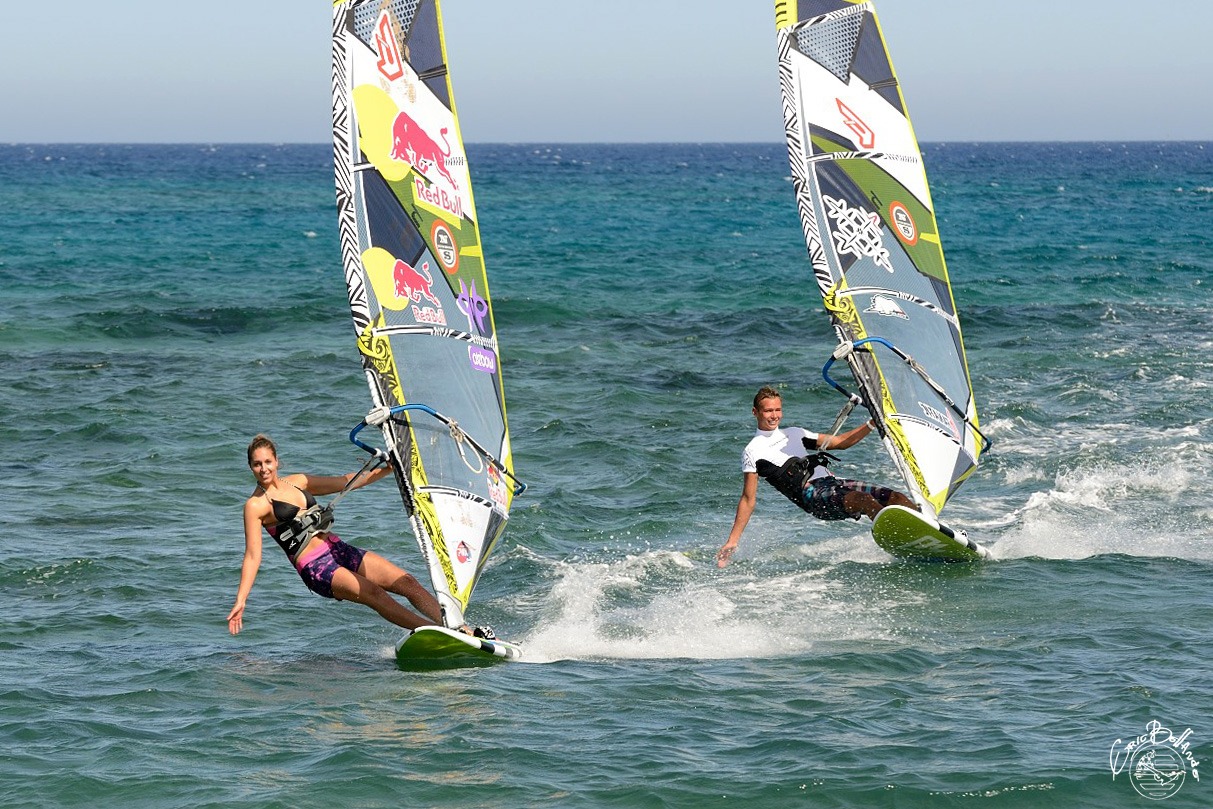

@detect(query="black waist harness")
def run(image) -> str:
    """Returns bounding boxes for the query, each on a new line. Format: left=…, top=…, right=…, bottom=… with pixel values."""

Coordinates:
left=271, top=504, right=334, bottom=560
left=755, top=452, right=840, bottom=511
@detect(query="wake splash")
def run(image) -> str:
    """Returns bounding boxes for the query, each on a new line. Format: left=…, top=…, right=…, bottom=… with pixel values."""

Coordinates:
left=986, top=455, right=1213, bottom=562
left=511, top=547, right=901, bottom=663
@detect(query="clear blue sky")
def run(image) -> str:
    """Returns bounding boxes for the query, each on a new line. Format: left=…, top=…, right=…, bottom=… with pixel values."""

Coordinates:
left=5, top=1, right=1211, bottom=143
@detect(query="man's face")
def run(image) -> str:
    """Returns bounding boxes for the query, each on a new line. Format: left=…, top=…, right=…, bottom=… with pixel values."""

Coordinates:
left=753, top=396, right=782, bottom=431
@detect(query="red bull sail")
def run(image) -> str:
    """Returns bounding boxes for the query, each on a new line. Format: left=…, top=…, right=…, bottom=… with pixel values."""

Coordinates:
left=332, top=0, right=519, bottom=631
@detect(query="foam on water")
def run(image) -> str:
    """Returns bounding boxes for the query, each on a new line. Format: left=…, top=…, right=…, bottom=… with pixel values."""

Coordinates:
left=991, top=455, right=1212, bottom=561
left=513, top=540, right=920, bottom=663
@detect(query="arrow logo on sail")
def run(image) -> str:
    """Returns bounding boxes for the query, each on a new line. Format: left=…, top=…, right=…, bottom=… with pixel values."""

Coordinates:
left=373, top=11, right=405, bottom=82
left=836, top=98, right=875, bottom=149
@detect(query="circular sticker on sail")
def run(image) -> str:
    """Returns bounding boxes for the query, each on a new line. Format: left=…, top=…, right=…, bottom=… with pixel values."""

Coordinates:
left=889, top=201, right=918, bottom=246
left=431, top=220, right=460, bottom=274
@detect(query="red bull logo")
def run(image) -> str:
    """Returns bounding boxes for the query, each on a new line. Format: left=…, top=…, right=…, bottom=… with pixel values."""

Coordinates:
left=392, top=258, right=441, bottom=307
left=412, top=305, right=446, bottom=326
left=414, top=177, right=463, bottom=219
left=390, top=110, right=458, bottom=189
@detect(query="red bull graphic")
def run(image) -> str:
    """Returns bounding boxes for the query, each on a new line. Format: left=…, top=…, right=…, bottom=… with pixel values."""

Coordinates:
left=413, top=177, right=463, bottom=219
left=393, top=258, right=442, bottom=307
left=412, top=305, right=446, bottom=326
left=390, top=109, right=459, bottom=189
left=373, top=11, right=404, bottom=82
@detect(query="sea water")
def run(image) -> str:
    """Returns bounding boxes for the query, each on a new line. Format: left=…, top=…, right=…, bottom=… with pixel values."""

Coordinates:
left=1, top=142, right=1210, bottom=807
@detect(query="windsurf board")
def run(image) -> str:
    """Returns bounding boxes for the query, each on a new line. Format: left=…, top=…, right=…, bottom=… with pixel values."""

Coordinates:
left=395, top=625, right=522, bottom=670
left=871, top=505, right=989, bottom=562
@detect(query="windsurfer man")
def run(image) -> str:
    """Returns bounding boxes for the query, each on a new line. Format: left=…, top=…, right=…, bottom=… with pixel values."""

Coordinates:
left=716, top=387, right=917, bottom=568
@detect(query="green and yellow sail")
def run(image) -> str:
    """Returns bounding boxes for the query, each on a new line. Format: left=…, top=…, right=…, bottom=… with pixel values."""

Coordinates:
left=776, top=0, right=986, bottom=517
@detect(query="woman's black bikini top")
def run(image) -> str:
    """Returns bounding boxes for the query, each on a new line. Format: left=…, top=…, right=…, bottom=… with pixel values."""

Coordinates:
left=265, top=486, right=329, bottom=559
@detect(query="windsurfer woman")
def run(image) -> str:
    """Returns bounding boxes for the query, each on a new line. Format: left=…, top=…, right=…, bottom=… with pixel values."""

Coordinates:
left=227, top=434, right=464, bottom=637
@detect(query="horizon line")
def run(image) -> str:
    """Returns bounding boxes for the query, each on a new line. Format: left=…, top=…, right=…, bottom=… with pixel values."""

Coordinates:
left=5, top=139, right=1211, bottom=147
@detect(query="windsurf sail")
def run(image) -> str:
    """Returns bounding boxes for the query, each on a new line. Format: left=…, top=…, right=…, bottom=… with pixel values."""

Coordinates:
left=332, top=0, right=522, bottom=629
left=774, top=0, right=988, bottom=519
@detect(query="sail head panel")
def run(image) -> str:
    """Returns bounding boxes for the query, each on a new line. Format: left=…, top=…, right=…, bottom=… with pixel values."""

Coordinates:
left=791, top=7, right=865, bottom=83
left=350, top=1, right=451, bottom=110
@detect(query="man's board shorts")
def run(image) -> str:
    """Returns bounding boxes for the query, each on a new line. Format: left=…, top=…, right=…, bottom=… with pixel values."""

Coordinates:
left=801, top=476, right=897, bottom=521
left=294, top=534, right=367, bottom=600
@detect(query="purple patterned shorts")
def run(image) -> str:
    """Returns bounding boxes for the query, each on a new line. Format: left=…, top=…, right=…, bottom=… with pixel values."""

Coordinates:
left=295, top=534, right=368, bottom=600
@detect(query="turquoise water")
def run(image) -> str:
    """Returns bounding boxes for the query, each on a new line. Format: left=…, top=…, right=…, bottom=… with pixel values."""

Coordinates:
left=2, top=142, right=1211, bottom=807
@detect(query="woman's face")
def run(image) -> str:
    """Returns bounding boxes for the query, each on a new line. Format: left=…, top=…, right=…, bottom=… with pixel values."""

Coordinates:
left=249, top=446, right=278, bottom=487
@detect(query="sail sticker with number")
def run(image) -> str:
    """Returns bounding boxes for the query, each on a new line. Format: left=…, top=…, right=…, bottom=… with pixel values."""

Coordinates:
left=431, top=220, right=460, bottom=274
left=889, top=201, right=918, bottom=245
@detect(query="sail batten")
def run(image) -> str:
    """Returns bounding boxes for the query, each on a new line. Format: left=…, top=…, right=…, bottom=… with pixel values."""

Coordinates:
left=777, top=0, right=984, bottom=518
left=333, top=0, right=518, bottom=628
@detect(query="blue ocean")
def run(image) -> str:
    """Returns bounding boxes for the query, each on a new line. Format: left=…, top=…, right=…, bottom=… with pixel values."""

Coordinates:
left=2, top=141, right=1210, bottom=808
